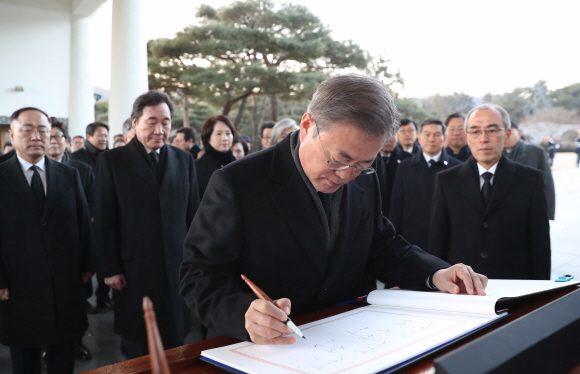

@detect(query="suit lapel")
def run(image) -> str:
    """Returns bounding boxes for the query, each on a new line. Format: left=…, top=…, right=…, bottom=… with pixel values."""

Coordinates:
left=485, top=156, right=517, bottom=215
left=1, top=156, right=38, bottom=213
left=43, top=157, right=63, bottom=218
left=125, top=139, right=160, bottom=190
left=269, top=140, right=328, bottom=276
left=458, top=157, right=486, bottom=213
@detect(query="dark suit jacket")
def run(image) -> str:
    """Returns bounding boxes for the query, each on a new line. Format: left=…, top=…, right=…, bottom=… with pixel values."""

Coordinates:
left=0, top=156, right=92, bottom=347
left=94, top=137, right=200, bottom=344
left=60, top=152, right=94, bottom=216
left=69, top=141, right=105, bottom=173
left=374, top=147, right=412, bottom=216
left=0, top=149, right=15, bottom=164
left=445, top=145, right=472, bottom=162
left=389, top=150, right=461, bottom=250
left=190, top=144, right=201, bottom=159
left=428, top=156, right=550, bottom=280
left=505, top=140, right=555, bottom=220
left=396, top=141, right=421, bottom=154
left=194, top=150, right=236, bottom=198
left=180, top=133, right=450, bottom=341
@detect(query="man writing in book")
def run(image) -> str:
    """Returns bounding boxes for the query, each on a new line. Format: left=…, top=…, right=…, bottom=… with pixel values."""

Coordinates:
left=181, top=75, right=488, bottom=345
left=428, top=104, right=550, bottom=280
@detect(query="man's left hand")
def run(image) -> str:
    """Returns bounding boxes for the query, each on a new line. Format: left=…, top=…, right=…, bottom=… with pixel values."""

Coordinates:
left=432, top=264, right=487, bottom=295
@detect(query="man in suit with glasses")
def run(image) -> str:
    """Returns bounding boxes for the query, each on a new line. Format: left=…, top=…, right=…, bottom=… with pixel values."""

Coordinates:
left=428, top=104, right=550, bottom=280
left=181, top=75, right=489, bottom=346
left=0, top=107, right=93, bottom=373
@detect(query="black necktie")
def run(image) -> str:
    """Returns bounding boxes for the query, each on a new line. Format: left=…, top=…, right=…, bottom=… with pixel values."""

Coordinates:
left=481, top=172, right=493, bottom=205
left=30, top=165, right=45, bottom=212
left=429, top=159, right=436, bottom=168
left=149, top=151, right=159, bottom=169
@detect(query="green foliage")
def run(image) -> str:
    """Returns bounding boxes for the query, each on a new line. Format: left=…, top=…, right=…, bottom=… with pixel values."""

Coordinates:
left=393, top=96, right=432, bottom=121
left=418, top=92, right=474, bottom=121
left=95, top=101, right=108, bottom=123
left=548, top=83, right=580, bottom=113
left=147, top=0, right=372, bottom=115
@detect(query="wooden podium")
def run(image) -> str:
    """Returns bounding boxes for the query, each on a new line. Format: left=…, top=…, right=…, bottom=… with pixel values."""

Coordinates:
left=83, top=287, right=580, bottom=374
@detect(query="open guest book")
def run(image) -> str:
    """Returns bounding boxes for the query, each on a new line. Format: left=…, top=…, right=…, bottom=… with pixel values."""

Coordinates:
left=201, top=279, right=579, bottom=374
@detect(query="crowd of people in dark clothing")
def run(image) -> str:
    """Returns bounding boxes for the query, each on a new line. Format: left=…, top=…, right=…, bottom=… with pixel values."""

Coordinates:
left=0, top=76, right=555, bottom=373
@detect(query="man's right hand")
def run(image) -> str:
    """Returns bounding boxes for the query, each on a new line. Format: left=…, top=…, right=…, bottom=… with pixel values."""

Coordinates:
left=105, top=274, right=127, bottom=291
left=0, top=288, right=9, bottom=301
left=245, top=298, right=297, bottom=345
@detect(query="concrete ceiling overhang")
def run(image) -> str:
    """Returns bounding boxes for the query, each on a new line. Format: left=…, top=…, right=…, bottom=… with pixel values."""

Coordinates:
left=0, top=0, right=107, bottom=16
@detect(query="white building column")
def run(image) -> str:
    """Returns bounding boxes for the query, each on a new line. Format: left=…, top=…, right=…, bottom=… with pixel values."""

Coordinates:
left=69, top=15, right=95, bottom=139
left=108, top=0, right=148, bottom=141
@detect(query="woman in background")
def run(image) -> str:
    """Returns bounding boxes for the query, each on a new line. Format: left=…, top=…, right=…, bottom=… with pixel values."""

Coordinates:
left=231, top=135, right=249, bottom=160
left=195, top=115, right=236, bottom=198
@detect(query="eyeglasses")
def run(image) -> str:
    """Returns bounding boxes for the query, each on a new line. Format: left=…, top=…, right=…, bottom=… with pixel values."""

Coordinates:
left=466, top=127, right=506, bottom=139
left=50, top=134, right=65, bottom=141
left=20, top=127, right=48, bottom=136
left=314, top=122, right=376, bottom=175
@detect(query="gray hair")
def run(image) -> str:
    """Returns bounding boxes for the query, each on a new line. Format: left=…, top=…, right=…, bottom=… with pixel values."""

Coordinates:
left=271, top=118, right=299, bottom=145
left=122, top=118, right=133, bottom=135
left=307, top=74, right=399, bottom=141
left=465, top=104, right=511, bottom=131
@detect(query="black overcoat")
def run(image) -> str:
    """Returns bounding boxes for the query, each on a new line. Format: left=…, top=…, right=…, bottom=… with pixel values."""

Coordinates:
left=505, top=140, right=555, bottom=220
left=374, top=147, right=412, bottom=216
left=389, top=150, right=461, bottom=250
left=0, top=156, right=92, bottom=347
left=180, top=133, right=450, bottom=341
left=428, top=156, right=551, bottom=280
left=94, top=138, right=200, bottom=344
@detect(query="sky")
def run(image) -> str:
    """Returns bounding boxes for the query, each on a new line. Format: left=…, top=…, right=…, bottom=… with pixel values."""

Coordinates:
left=89, top=0, right=580, bottom=99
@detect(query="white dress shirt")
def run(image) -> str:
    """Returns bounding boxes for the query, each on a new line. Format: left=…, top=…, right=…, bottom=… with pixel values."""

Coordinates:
left=476, top=162, right=499, bottom=190
left=423, top=151, right=442, bottom=166
left=17, top=155, right=47, bottom=194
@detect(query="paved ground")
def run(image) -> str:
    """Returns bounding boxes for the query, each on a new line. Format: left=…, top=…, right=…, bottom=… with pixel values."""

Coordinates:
left=0, top=154, right=578, bottom=373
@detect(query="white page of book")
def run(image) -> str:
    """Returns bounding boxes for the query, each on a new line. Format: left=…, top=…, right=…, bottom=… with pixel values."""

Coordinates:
left=202, top=305, right=504, bottom=374
left=367, top=289, right=500, bottom=315
left=484, top=279, right=580, bottom=298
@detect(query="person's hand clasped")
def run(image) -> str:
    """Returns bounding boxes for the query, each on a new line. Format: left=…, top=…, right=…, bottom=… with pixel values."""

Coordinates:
left=245, top=298, right=297, bottom=345
left=432, top=264, right=488, bottom=296
left=104, top=274, right=127, bottom=291
left=0, top=288, right=8, bottom=301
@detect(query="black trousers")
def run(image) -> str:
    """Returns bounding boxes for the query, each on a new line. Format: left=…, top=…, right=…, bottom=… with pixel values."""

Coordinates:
left=10, top=341, right=75, bottom=374
left=120, top=336, right=182, bottom=360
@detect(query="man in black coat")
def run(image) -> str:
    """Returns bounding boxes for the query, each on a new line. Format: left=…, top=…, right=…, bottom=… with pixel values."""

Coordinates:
left=180, top=75, right=488, bottom=346
left=390, top=118, right=461, bottom=251
left=70, top=121, right=109, bottom=171
left=504, top=121, right=555, bottom=220
left=396, top=118, right=421, bottom=154
left=47, top=117, right=95, bottom=360
left=0, top=107, right=93, bottom=373
left=94, top=91, right=200, bottom=359
left=373, top=135, right=412, bottom=216
left=70, top=121, right=113, bottom=309
left=444, top=112, right=472, bottom=162
left=173, top=127, right=201, bottom=159
left=428, top=104, right=550, bottom=280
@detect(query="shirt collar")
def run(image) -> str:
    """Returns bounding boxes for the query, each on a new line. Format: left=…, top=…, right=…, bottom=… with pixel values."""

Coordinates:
left=423, top=151, right=442, bottom=164
left=477, top=161, right=499, bottom=176
left=145, top=146, right=160, bottom=154
left=17, top=154, right=45, bottom=172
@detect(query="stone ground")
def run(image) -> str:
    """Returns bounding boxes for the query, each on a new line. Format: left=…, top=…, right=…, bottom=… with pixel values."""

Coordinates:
left=0, top=153, right=578, bottom=373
